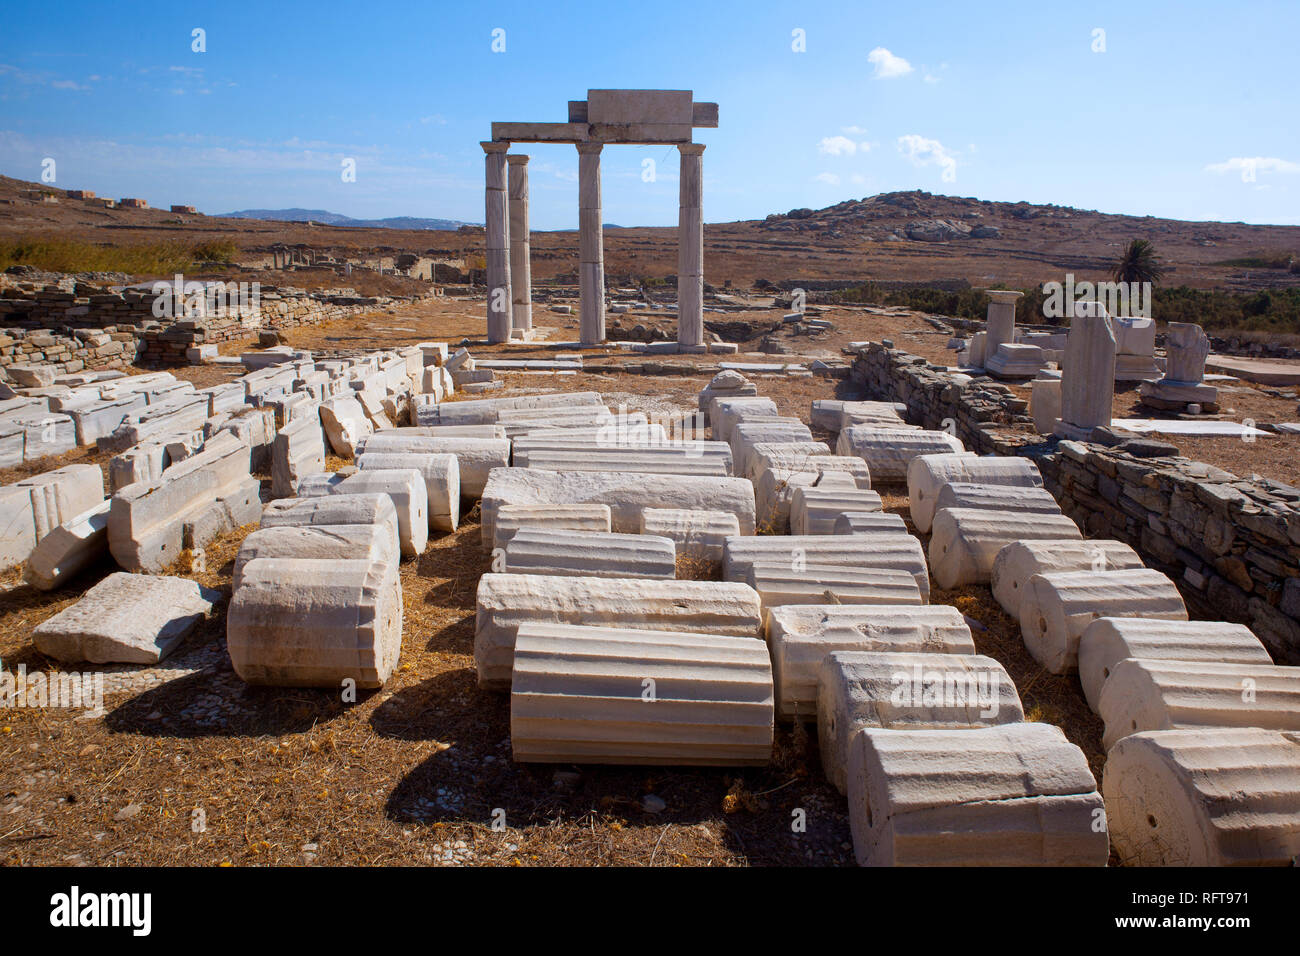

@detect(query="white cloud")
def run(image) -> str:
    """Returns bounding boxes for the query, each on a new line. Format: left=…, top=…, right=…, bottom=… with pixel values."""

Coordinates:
left=1205, top=156, right=1300, bottom=175
left=850, top=173, right=867, bottom=185
left=923, top=74, right=940, bottom=85
left=814, top=172, right=841, bottom=186
left=841, top=125, right=868, bottom=135
left=818, top=135, right=858, bottom=156
left=0, top=63, right=89, bottom=91
left=898, top=134, right=958, bottom=182
left=867, top=47, right=913, bottom=79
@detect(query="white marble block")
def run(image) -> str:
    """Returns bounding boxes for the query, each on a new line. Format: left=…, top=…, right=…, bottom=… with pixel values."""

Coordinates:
left=710, top=397, right=778, bottom=444
left=24, top=500, right=110, bottom=591
left=832, top=512, right=908, bottom=535
left=510, top=622, right=774, bottom=765
left=765, top=603, right=974, bottom=724
left=932, top=482, right=1061, bottom=519
left=846, top=723, right=1108, bottom=866
left=514, top=445, right=732, bottom=478
left=697, top=371, right=757, bottom=421
left=905, top=453, right=1041, bottom=534
left=790, top=485, right=884, bottom=535
left=356, top=433, right=509, bottom=497
left=1078, top=617, right=1270, bottom=714
left=355, top=452, right=459, bottom=532
left=1099, top=659, right=1300, bottom=750
left=743, top=562, right=921, bottom=614
left=1103, top=728, right=1300, bottom=866
left=416, top=390, right=603, bottom=426
left=502, top=528, right=676, bottom=579
left=403, top=424, right=508, bottom=440
left=271, top=414, right=326, bottom=498
left=1029, top=377, right=1062, bottom=434
left=318, top=395, right=373, bottom=458
left=1020, top=568, right=1188, bottom=674
left=1, top=463, right=104, bottom=571
left=1055, top=307, right=1116, bottom=439
left=639, top=507, right=739, bottom=566
left=837, top=401, right=910, bottom=431
left=731, top=421, right=814, bottom=479
left=479, top=468, right=756, bottom=549
left=724, top=533, right=930, bottom=602
left=259, top=492, right=400, bottom=560
left=108, top=433, right=257, bottom=572
left=319, top=469, right=428, bottom=557
left=990, top=538, right=1143, bottom=620
left=745, top=441, right=831, bottom=481
left=928, top=508, right=1082, bottom=589
left=818, top=651, right=1024, bottom=793
left=492, top=503, right=613, bottom=551
left=233, top=523, right=398, bottom=591
left=836, top=427, right=965, bottom=484
left=228, top=557, right=402, bottom=689
left=755, top=458, right=873, bottom=532
left=33, top=572, right=219, bottom=664
left=474, top=573, right=762, bottom=690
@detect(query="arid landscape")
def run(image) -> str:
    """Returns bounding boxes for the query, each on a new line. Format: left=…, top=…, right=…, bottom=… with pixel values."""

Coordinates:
left=5, top=173, right=1300, bottom=294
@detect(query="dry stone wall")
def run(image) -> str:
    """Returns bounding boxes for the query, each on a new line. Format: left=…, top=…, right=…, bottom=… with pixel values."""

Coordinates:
left=0, top=279, right=433, bottom=375
left=851, top=341, right=1300, bottom=662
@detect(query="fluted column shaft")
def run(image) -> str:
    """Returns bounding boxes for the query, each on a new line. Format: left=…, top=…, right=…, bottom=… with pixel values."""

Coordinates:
left=677, top=143, right=705, bottom=348
left=507, top=154, right=532, bottom=337
left=482, top=141, right=512, bottom=344
left=577, top=142, right=605, bottom=345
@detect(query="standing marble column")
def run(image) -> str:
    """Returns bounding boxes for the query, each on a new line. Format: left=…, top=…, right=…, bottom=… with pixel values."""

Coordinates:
left=984, top=290, right=1023, bottom=356
left=577, top=142, right=605, bottom=344
left=677, top=143, right=706, bottom=349
left=1054, top=302, right=1116, bottom=440
left=507, top=154, right=532, bottom=338
left=482, top=141, right=512, bottom=344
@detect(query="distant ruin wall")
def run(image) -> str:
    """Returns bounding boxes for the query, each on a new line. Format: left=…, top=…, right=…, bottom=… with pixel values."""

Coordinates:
left=0, top=283, right=433, bottom=372
left=851, top=342, right=1300, bottom=663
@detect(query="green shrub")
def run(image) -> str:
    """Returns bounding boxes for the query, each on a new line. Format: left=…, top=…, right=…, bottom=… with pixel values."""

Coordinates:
left=0, top=238, right=242, bottom=275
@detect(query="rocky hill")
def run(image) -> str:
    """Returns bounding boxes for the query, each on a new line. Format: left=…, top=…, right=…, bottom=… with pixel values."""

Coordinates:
left=2, top=174, right=1298, bottom=292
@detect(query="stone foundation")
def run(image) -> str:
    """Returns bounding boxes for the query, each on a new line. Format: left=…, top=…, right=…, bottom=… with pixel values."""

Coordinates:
left=0, top=278, right=434, bottom=376
left=851, top=342, right=1300, bottom=661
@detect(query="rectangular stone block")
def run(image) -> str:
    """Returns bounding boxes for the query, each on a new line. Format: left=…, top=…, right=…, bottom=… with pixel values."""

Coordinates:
left=107, top=432, right=252, bottom=572
left=0, top=463, right=104, bottom=571
left=32, top=571, right=219, bottom=664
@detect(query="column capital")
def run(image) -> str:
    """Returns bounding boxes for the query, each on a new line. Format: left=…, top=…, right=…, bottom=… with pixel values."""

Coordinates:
left=506, top=153, right=530, bottom=165
left=576, top=141, right=604, bottom=155
left=481, top=141, right=511, bottom=153
left=678, top=143, right=706, bottom=156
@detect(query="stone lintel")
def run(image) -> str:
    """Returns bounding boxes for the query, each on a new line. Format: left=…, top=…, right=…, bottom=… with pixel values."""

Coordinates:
left=491, top=122, right=588, bottom=143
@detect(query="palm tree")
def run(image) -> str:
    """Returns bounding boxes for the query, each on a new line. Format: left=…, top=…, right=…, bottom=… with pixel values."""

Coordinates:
left=1113, top=239, right=1165, bottom=285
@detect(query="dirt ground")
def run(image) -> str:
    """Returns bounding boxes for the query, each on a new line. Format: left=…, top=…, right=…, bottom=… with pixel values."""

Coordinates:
left=0, top=295, right=1290, bottom=867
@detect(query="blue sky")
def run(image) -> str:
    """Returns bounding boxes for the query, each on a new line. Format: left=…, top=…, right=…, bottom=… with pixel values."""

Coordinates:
left=1, top=0, right=1297, bottom=230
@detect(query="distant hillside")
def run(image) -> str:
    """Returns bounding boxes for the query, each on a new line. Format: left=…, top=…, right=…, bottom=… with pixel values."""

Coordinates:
left=217, top=208, right=474, bottom=231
